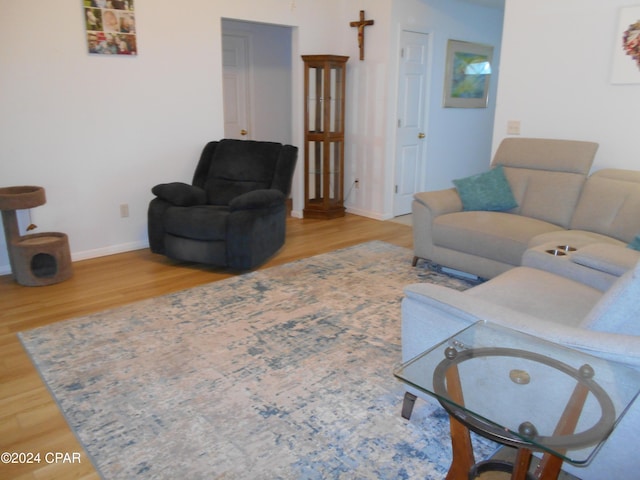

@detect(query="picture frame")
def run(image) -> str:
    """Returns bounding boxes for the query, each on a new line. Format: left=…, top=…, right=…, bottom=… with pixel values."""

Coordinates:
left=611, top=5, right=640, bottom=84
left=83, top=1, right=137, bottom=56
left=443, top=40, right=493, bottom=108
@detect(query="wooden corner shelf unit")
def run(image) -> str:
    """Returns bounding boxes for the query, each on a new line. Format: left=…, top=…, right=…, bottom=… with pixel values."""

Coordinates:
left=302, top=54, right=349, bottom=219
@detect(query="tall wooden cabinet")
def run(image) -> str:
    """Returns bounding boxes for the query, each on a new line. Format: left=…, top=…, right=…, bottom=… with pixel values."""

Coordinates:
left=302, top=55, right=349, bottom=219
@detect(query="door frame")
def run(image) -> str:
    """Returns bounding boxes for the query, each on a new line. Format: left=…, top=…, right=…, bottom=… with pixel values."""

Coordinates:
left=392, top=29, right=432, bottom=217
left=221, top=19, right=294, bottom=145
left=222, top=30, right=253, bottom=140
left=220, top=19, right=301, bottom=214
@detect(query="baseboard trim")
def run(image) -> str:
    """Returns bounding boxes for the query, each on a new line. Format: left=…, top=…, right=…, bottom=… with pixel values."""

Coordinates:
left=345, top=206, right=392, bottom=221
left=71, top=240, right=150, bottom=262
left=0, top=240, right=150, bottom=276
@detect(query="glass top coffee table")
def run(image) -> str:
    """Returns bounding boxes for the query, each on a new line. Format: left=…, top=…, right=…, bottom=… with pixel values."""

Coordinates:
left=394, top=322, right=640, bottom=480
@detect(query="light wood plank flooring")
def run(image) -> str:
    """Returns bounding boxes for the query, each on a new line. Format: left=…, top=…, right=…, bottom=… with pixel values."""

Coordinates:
left=0, top=214, right=412, bottom=480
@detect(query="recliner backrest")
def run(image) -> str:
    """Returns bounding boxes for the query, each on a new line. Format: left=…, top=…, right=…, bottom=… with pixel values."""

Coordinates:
left=192, top=139, right=297, bottom=205
left=570, top=169, right=640, bottom=243
left=491, top=138, right=598, bottom=228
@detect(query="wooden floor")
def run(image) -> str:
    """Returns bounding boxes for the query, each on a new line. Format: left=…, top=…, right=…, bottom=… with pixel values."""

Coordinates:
left=0, top=214, right=412, bottom=480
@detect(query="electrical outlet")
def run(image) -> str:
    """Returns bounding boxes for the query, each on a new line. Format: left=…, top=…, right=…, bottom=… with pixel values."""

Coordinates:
left=120, top=203, right=129, bottom=218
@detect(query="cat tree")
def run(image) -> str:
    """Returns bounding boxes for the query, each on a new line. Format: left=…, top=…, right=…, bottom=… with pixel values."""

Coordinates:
left=0, top=186, right=72, bottom=286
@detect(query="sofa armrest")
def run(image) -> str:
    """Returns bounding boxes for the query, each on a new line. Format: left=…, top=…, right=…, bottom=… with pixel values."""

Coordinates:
left=229, top=189, right=284, bottom=211
left=151, top=182, right=207, bottom=206
left=412, top=189, right=463, bottom=263
left=571, top=243, right=640, bottom=277
left=413, top=188, right=463, bottom=217
left=402, top=283, right=640, bottom=368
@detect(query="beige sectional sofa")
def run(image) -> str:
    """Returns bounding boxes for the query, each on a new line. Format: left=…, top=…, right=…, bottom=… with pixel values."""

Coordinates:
left=403, top=137, right=640, bottom=479
left=412, top=138, right=640, bottom=283
left=401, top=257, right=640, bottom=480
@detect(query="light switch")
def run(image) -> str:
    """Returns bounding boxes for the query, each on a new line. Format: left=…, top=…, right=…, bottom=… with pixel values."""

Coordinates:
left=507, top=120, right=521, bottom=135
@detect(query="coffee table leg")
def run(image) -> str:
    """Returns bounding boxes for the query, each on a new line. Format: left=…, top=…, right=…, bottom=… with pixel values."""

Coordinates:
left=445, top=363, right=475, bottom=480
left=513, top=448, right=533, bottom=480
left=446, top=417, right=475, bottom=480
left=401, top=392, right=417, bottom=420
left=534, top=374, right=590, bottom=480
left=400, top=390, right=475, bottom=479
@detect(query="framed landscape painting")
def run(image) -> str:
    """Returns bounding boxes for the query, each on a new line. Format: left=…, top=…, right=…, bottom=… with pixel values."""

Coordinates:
left=443, top=40, right=493, bottom=108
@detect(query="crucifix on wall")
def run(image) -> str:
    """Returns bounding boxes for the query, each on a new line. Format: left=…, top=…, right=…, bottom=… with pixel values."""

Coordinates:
left=350, top=10, right=374, bottom=60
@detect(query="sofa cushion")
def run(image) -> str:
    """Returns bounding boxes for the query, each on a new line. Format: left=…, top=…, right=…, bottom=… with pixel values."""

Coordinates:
left=452, top=166, right=518, bottom=211
left=163, top=205, right=229, bottom=240
left=502, top=168, right=586, bottom=229
left=204, top=140, right=282, bottom=205
left=490, top=138, right=597, bottom=228
left=466, top=266, right=601, bottom=326
left=433, top=212, right=563, bottom=266
left=491, top=138, right=597, bottom=175
left=571, top=243, right=640, bottom=277
left=570, top=169, right=640, bottom=243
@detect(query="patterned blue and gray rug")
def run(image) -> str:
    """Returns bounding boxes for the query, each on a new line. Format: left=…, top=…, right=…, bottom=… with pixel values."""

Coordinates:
left=20, top=241, right=496, bottom=479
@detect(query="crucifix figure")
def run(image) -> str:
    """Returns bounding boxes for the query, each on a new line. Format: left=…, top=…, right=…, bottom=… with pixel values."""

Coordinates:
left=350, top=10, right=374, bottom=60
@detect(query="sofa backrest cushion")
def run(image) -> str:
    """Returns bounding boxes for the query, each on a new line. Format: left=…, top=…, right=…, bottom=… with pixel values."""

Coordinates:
left=570, top=169, right=640, bottom=243
left=491, top=138, right=598, bottom=228
left=580, top=259, right=640, bottom=336
left=502, top=169, right=587, bottom=228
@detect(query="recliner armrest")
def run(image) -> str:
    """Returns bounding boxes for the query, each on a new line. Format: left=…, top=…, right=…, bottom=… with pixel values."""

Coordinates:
left=229, top=189, right=284, bottom=211
left=152, top=182, right=207, bottom=206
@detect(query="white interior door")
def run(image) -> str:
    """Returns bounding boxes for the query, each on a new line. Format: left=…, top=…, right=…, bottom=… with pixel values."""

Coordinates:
left=222, top=33, right=251, bottom=140
left=394, top=31, right=430, bottom=216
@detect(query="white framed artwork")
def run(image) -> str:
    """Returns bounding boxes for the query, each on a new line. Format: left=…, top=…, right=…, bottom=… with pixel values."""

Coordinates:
left=611, top=5, right=640, bottom=84
left=83, top=1, right=137, bottom=56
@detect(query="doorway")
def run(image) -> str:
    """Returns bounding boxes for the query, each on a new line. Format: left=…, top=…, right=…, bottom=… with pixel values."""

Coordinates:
left=221, top=19, right=293, bottom=145
left=393, top=30, right=430, bottom=216
left=222, top=32, right=250, bottom=139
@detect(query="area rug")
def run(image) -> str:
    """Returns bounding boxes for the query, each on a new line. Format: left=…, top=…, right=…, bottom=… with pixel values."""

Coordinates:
left=20, top=241, right=496, bottom=479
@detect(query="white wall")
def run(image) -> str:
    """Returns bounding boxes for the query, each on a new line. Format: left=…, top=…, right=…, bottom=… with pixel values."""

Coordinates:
left=344, top=0, right=504, bottom=219
left=341, top=0, right=394, bottom=218
left=396, top=0, right=504, bottom=192
left=0, top=0, right=502, bottom=274
left=494, top=0, right=640, bottom=171
left=0, top=0, right=341, bottom=274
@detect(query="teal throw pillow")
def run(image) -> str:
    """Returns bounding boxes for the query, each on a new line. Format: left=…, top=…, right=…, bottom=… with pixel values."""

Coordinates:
left=627, top=234, right=640, bottom=251
left=452, top=165, right=518, bottom=211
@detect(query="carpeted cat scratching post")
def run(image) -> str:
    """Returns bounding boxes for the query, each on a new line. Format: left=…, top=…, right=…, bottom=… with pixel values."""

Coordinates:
left=0, top=186, right=73, bottom=286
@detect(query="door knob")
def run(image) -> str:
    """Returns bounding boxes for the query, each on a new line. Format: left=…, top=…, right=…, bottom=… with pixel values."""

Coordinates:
left=240, top=129, right=248, bottom=136
left=418, top=132, right=425, bottom=139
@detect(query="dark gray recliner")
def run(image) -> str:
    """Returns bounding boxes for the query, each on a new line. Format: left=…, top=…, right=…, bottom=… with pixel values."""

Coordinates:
left=148, top=139, right=298, bottom=270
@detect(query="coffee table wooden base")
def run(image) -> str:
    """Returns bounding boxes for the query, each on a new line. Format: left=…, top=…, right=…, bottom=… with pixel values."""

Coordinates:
left=400, top=355, right=591, bottom=480
left=394, top=324, right=632, bottom=480
left=402, top=392, right=554, bottom=480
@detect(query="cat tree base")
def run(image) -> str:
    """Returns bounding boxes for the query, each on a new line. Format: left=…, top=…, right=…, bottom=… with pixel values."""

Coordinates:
left=11, top=232, right=73, bottom=286
left=0, top=186, right=73, bottom=287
